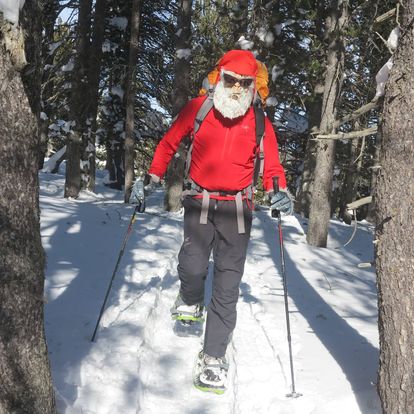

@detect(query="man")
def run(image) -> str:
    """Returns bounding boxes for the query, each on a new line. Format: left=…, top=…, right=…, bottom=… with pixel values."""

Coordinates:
left=147, top=50, right=292, bottom=392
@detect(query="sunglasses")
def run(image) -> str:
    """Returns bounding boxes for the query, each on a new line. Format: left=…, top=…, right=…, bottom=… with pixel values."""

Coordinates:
left=223, top=73, right=254, bottom=88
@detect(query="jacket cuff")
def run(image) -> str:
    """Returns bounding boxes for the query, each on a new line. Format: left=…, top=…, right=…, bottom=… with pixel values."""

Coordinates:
left=149, top=173, right=160, bottom=183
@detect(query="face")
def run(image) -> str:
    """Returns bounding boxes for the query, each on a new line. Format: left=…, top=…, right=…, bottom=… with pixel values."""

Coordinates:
left=213, top=70, right=255, bottom=119
left=222, top=73, right=254, bottom=100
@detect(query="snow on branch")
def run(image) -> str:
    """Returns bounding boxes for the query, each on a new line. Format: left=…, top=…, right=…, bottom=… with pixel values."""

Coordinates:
left=0, top=0, right=25, bottom=24
left=0, top=14, right=26, bottom=70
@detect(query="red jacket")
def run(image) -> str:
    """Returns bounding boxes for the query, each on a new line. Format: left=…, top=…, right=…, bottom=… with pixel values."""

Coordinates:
left=149, top=96, right=287, bottom=192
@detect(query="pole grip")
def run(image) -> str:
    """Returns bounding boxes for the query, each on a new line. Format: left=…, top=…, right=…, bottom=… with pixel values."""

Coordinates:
left=272, top=176, right=280, bottom=194
left=272, top=176, right=280, bottom=218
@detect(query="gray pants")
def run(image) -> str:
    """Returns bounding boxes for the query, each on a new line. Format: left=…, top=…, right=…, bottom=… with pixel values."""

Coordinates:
left=177, top=196, right=252, bottom=358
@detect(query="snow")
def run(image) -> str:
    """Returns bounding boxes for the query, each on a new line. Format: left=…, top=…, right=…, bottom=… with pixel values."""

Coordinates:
left=238, top=35, right=254, bottom=50
left=387, top=27, right=400, bottom=52
left=272, top=65, right=284, bottom=81
left=266, top=97, right=278, bottom=107
left=108, top=17, right=128, bottom=31
left=41, top=169, right=381, bottom=413
left=176, top=48, right=192, bottom=60
left=256, top=27, right=275, bottom=47
left=111, top=86, right=124, bottom=100
left=62, top=60, right=75, bottom=72
left=375, top=58, right=393, bottom=98
left=42, top=146, right=66, bottom=173
left=274, top=24, right=283, bottom=36
left=0, top=0, right=25, bottom=24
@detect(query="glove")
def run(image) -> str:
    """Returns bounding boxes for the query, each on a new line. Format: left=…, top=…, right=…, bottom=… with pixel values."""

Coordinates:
left=269, top=189, right=294, bottom=215
left=129, top=178, right=145, bottom=212
left=143, top=173, right=161, bottom=196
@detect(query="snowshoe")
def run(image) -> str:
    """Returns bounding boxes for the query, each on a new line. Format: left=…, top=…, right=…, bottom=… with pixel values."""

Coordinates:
left=193, top=350, right=228, bottom=394
left=171, top=294, right=204, bottom=323
left=171, top=294, right=204, bottom=337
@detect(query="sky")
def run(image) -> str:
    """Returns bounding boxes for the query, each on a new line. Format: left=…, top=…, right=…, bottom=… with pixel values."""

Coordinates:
left=40, top=166, right=381, bottom=414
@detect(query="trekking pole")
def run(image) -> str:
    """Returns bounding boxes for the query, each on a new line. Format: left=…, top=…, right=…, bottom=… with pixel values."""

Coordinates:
left=272, top=176, right=302, bottom=398
left=91, top=203, right=141, bottom=342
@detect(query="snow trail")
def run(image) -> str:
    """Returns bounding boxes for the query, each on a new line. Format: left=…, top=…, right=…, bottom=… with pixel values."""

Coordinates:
left=41, top=171, right=381, bottom=413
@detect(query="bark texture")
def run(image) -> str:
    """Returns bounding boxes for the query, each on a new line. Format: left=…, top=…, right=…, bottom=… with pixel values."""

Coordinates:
left=0, top=17, right=56, bottom=414
left=164, top=0, right=192, bottom=212
left=124, top=0, right=141, bottom=203
left=375, top=2, right=414, bottom=412
left=307, top=0, right=348, bottom=247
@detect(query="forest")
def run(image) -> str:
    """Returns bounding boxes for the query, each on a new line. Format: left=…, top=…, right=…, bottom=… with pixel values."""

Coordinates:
left=0, top=0, right=413, bottom=413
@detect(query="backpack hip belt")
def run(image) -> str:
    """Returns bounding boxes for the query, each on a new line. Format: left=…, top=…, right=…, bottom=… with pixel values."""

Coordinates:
left=182, top=179, right=253, bottom=234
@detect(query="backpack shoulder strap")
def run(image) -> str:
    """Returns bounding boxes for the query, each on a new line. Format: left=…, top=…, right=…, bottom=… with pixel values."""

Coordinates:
left=194, top=93, right=214, bottom=134
left=253, top=104, right=265, bottom=189
left=253, top=104, right=265, bottom=146
left=185, top=94, right=214, bottom=180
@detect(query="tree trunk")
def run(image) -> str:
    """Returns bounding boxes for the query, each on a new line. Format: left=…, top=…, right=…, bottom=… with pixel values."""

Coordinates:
left=38, top=0, right=59, bottom=170
left=338, top=133, right=365, bottom=224
left=295, top=92, right=323, bottom=217
left=375, top=2, right=414, bottom=412
left=21, top=0, right=42, bottom=157
left=85, top=0, right=106, bottom=192
left=295, top=2, right=325, bottom=218
left=64, top=0, right=92, bottom=198
left=0, top=15, right=56, bottom=414
left=124, top=0, right=141, bottom=203
left=164, top=0, right=192, bottom=212
left=307, top=0, right=348, bottom=247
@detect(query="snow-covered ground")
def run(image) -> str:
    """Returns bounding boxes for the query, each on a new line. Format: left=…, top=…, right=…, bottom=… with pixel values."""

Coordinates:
left=40, top=169, right=381, bottom=414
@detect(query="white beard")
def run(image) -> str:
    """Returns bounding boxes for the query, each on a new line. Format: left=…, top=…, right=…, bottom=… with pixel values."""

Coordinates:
left=213, top=79, right=254, bottom=119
